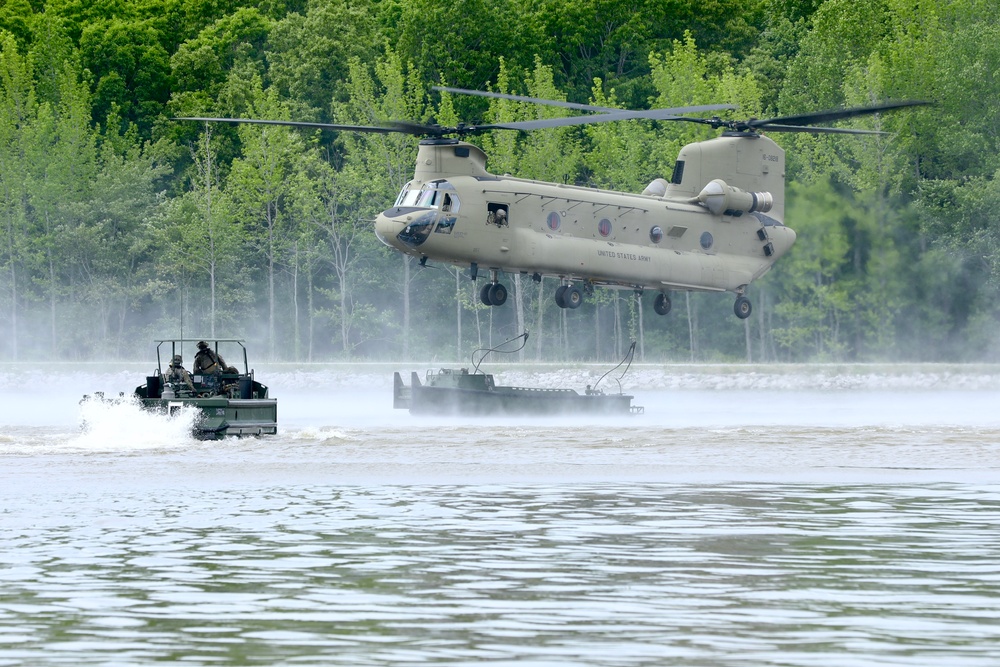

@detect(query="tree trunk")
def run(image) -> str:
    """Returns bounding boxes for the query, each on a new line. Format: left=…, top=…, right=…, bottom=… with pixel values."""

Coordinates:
left=292, top=242, right=300, bottom=361
left=308, top=266, right=314, bottom=362
left=514, top=273, right=525, bottom=361
left=402, top=254, right=410, bottom=359
left=637, top=292, right=645, bottom=362
left=535, top=278, right=545, bottom=361
left=455, top=268, right=462, bottom=360
left=686, top=292, right=697, bottom=362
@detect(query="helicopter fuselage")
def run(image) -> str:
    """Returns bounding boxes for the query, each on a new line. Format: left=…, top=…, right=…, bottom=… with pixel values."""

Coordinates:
left=375, top=136, right=796, bottom=317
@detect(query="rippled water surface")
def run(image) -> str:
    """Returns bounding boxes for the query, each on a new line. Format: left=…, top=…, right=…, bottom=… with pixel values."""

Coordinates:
left=3, top=365, right=1000, bottom=665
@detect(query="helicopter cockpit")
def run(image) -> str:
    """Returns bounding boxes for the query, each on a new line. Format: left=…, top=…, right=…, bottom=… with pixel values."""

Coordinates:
left=389, top=180, right=461, bottom=248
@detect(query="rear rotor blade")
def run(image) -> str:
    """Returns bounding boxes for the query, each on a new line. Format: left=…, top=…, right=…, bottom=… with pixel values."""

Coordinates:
left=749, top=100, right=931, bottom=129
left=754, top=124, right=888, bottom=135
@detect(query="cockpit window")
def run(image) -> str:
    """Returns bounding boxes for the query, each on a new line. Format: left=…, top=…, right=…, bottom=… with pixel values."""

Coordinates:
left=396, top=180, right=456, bottom=210
left=417, top=189, right=441, bottom=207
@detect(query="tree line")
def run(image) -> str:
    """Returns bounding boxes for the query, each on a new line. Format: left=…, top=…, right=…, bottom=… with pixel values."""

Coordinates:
left=2, top=0, right=999, bottom=363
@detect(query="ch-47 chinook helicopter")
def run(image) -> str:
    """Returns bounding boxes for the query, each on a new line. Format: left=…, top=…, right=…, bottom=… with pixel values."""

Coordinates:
left=177, top=89, right=926, bottom=319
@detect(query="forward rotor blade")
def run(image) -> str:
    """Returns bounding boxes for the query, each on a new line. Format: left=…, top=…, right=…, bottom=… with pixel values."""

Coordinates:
left=750, top=100, right=932, bottom=129
left=434, top=86, right=735, bottom=119
left=173, top=116, right=430, bottom=135
left=434, top=86, right=622, bottom=113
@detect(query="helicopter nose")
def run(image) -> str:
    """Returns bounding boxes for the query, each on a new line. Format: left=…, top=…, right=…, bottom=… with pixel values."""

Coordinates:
left=769, top=225, right=797, bottom=257
left=374, top=211, right=405, bottom=249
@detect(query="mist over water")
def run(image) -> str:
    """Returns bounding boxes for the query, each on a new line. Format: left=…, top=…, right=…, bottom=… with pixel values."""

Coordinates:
left=3, top=364, right=1000, bottom=665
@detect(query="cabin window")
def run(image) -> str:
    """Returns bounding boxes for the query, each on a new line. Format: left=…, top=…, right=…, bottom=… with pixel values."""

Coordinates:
left=598, top=218, right=612, bottom=237
left=700, top=231, right=714, bottom=250
left=650, top=226, right=663, bottom=243
left=546, top=211, right=561, bottom=231
left=671, top=160, right=685, bottom=185
left=488, top=203, right=509, bottom=227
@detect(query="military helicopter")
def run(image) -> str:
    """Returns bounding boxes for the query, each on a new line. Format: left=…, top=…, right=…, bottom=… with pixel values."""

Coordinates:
left=177, top=89, right=926, bottom=319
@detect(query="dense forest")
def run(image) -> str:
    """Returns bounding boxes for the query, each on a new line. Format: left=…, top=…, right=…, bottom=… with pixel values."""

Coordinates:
left=2, top=0, right=999, bottom=363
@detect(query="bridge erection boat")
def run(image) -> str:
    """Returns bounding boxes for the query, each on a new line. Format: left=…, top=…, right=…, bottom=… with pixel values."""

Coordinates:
left=393, top=333, right=642, bottom=417
left=84, top=338, right=277, bottom=439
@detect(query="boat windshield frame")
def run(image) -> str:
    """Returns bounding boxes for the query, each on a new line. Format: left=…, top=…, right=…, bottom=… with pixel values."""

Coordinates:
left=153, top=338, right=250, bottom=376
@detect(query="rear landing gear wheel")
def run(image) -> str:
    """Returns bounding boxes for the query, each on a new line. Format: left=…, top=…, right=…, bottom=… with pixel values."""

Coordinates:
left=653, top=293, right=672, bottom=316
left=734, top=296, right=752, bottom=319
left=480, top=282, right=493, bottom=306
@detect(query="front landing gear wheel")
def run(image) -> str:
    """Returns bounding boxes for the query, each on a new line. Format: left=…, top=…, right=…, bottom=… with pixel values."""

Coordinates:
left=561, top=285, right=583, bottom=309
left=480, top=282, right=493, bottom=306
left=488, top=283, right=508, bottom=306
left=734, top=296, right=752, bottom=319
left=555, top=285, right=568, bottom=308
left=653, top=293, right=672, bottom=316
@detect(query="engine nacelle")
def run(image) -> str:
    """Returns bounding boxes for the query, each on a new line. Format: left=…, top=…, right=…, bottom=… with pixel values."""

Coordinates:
left=697, top=179, right=773, bottom=216
left=641, top=178, right=669, bottom=198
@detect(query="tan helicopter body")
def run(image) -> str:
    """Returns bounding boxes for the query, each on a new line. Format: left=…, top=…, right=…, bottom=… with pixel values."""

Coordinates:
left=375, top=133, right=795, bottom=317
left=177, top=90, right=924, bottom=319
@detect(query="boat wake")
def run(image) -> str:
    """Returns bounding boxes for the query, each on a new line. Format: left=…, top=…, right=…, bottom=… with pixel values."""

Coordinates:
left=74, top=393, right=201, bottom=450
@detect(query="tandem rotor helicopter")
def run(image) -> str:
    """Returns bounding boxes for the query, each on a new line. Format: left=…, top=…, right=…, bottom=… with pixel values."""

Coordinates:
left=178, top=88, right=926, bottom=319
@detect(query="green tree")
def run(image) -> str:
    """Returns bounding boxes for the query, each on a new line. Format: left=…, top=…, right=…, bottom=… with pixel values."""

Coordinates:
left=79, top=17, right=171, bottom=136
left=224, top=74, right=305, bottom=358
left=267, top=0, right=379, bottom=116
left=0, top=30, right=35, bottom=360
left=331, top=51, right=425, bottom=357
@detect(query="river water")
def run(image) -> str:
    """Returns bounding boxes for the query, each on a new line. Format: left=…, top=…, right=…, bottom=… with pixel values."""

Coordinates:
left=2, top=363, right=1000, bottom=666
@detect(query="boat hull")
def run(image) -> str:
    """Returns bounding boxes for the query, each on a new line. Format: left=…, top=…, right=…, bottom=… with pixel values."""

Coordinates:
left=140, top=396, right=278, bottom=439
left=394, top=371, right=641, bottom=416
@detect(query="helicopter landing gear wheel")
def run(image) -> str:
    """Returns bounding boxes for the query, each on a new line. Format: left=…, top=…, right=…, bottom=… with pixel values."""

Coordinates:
left=734, top=296, right=752, bottom=319
left=488, top=283, right=507, bottom=306
left=480, top=282, right=507, bottom=306
left=653, top=293, right=672, bottom=316
left=562, top=285, right=583, bottom=309
left=555, top=285, right=568, bottom=308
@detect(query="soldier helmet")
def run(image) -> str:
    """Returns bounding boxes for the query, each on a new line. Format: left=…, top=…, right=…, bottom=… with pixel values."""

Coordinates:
left=197, top=340, right=209, bottom=349
left=172, top=354, right=182, bottom=364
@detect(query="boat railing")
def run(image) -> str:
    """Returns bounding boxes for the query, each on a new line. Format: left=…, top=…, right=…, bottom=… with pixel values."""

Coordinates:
left=500, top=386, right=581, bottom=395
